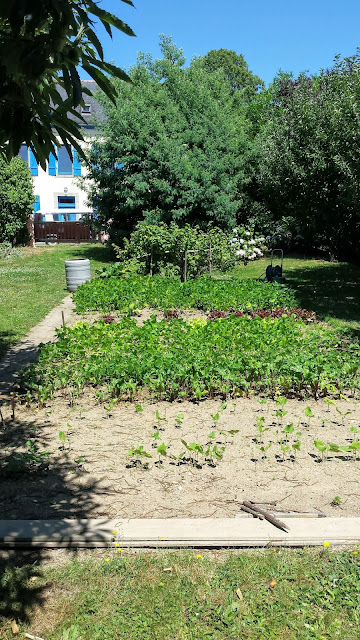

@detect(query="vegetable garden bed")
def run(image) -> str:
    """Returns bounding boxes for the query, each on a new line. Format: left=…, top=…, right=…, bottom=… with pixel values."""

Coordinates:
left=1, top=396, right=360, bottom=520
left=7, top=273, right=360, bottom=522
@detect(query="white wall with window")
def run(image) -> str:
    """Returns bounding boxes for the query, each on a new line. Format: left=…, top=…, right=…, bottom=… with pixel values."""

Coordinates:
left=19, top=142, right=92, bottom=222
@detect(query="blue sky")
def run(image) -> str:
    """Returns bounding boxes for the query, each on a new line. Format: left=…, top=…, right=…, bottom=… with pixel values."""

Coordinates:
left=94, top=0, right=360, bottom=85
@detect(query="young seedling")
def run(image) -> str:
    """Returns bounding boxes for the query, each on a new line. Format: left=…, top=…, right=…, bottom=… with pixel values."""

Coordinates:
left=156, top=442, right=168, bottom=464
left=175, top=413, right=184, bottom=428
left=336, top=406, right=352, bottom=428
left=323, top=398, right=336, bottom=413
left=135, top=404, right=143, bottom=412
left=331, top=496, right=342, bottom=506
left=155, top=410, right=167, bottom=431
left=104, top=397, right=118, bottom=418
left=127, top=445, right=152, bottom=469
left=255, top=416, right=269, bottom=444
left=314, top=440, right=329, bottom=462
left=58, top=431, right=71, bottom=451
left=211, top=412, right=220, bottom=428
left=152, top=430, right=161, bottom=447
left=304, top=406, right=314, bottom=429
left=205, top=443, right=225, bottom=466
left=180, top=440, right=204, bottom=468
left=274, top=409, right=288, bottom=430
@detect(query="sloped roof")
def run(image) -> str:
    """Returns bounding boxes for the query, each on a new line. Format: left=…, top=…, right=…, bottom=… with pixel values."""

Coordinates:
left=56, top=80, right=106, bottom=128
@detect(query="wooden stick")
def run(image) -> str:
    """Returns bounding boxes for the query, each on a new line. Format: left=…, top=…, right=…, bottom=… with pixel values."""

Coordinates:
left=10, top=393, right=15, bottom=420
left=0, top=404, right=5, bottom=428
left=243, top=501, right=290, bottom=532
left=61, top=310, right=65, bottom=326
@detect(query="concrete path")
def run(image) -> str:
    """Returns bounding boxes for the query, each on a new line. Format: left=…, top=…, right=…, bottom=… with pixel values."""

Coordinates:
left=0, top=517, right=359, bottom=548
left=0, top=295, right=75, bottom=397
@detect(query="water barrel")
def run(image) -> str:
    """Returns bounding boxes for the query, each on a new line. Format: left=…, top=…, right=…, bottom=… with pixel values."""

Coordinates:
left=65, top=259, right=91, bottom=292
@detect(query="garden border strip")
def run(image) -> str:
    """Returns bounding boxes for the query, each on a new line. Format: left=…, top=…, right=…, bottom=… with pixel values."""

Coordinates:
left=0, top=294, right=75, bottom=397
left=0, top=518, right=359, bottom=548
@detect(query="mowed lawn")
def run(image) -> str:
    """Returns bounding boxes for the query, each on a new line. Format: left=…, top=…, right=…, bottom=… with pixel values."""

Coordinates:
left=0, top=244, right=113, bottom=359
left=1, top=549, right=359, bottom=640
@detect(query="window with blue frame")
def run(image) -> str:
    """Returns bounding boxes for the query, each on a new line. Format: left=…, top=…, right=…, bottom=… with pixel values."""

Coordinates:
left=34, top=195, right=40, bottom=212
left=48, top=147, right=81, bottom=176
left=58, top=196, right=76, bottom=209
left=18, top=145, right=38, bottom=175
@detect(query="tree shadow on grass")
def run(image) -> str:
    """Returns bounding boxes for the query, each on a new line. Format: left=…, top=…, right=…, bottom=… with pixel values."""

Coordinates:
left=71, top=243, right=115, bottom=265
left=0, top=414, right=111, bottom=631
left=0, top=330, right=17, bottom=362
left=285, top=262, right=360, bottom=328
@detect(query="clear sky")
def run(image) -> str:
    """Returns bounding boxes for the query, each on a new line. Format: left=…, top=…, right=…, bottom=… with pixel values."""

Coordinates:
left=94, top=0, right=360, bottom=85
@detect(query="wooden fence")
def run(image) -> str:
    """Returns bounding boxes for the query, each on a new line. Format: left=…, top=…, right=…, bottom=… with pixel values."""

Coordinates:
left=34, top=222, right=100, bottom=243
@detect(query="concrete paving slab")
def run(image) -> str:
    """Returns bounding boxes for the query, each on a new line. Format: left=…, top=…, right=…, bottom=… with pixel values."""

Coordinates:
left=0, top=518, right=359, bottom=549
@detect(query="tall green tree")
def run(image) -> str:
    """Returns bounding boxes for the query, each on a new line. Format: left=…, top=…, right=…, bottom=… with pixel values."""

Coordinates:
left=199, top=48, right=264, bottom=99
left=84, top=37, right=251, bottom=242
left=0, top=155, right=34, bottom=244
left=254, top=55, right=360, bottom=259
left=0, top=0, right=135, bottom=167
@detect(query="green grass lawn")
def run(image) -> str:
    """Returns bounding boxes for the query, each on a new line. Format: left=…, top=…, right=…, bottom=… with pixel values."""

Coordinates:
left=0, top=244, right=113, bottom=359
left=1, top=549, right=359, bottom=640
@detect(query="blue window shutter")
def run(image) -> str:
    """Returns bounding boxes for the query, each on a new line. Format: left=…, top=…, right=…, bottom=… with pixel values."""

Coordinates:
left=48, top=153, right=56, bottom=175
left=73, top=150, right=81, bottom=176
left=29, top=149, right=38, bottom=176
left=33, top=195, right=40, bottom=212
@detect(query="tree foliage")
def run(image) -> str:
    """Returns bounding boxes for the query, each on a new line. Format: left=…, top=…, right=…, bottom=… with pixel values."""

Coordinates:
left=0, top=0, right=135, bottom=168
left=199, top=48, right=264, bottom=99
left=0, top=155, right=34, bottom=244
left=249, top=54, right=360, bottom=259
left=84, top=36, right=251, bottom=241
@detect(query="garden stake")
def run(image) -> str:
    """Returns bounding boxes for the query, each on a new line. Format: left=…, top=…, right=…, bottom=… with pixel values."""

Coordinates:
left=0, top=403, right=5, bottom=427
left=62, top=310, right=65, bottom=326
left=10, top=392, right=15, bottom=420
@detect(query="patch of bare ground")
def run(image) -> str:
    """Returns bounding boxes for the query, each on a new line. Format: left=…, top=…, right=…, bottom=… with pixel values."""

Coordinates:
left=70, top=307, right=208, bottom=327
left=1, top=396, right=359, bottom=519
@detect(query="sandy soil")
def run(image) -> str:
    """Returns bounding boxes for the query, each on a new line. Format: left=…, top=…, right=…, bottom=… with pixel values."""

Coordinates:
left=1, top=396, right=359, bottom=519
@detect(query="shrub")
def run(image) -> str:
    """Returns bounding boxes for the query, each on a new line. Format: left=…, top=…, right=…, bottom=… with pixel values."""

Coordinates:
left=101, top=222, right=237, bottom=280
left=0, top=154, right=33, bottom=245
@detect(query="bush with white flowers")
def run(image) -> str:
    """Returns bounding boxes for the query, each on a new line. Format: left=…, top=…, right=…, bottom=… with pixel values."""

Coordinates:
left=230, top=227, right=267, bottom=264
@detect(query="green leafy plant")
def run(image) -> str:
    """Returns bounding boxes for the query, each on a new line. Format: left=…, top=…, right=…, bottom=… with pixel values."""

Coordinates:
left=21, top=308, right=360, bottom=402
left=304, top=406, right=314, bottom=429
left=175, top=413, right=184, bottom=428
left=180, top=440, right=205, bottom=468
left=58, top=430, right=71, bottom=451
left=156, top=442, right=168, bottom=464
left=1, top=440, right=50, bottom=476
left=336, top=406, right=352, bottom=428
left=314, top=440, right=329, bottom=462
left=127, top=445, right=152, bottom=469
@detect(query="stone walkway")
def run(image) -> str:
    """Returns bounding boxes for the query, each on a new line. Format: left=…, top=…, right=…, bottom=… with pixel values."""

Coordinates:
left=0, top=295, right=75, bottom=397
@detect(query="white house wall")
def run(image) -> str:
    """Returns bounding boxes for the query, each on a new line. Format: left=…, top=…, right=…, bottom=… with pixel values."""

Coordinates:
left=33, top=140, right=92, bottom=222
left=33, top=161, right=90, bottom=222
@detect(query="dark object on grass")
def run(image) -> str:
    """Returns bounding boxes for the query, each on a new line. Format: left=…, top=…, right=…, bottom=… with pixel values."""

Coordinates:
left=263, top=249, right=286, bottom=284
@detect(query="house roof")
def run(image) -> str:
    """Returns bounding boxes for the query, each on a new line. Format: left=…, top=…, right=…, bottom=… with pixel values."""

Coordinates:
left=56, top=80, right=106, bottom=129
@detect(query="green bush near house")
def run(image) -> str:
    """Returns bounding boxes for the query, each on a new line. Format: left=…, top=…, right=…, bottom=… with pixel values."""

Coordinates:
left=0, top=154, right=33, bottom=245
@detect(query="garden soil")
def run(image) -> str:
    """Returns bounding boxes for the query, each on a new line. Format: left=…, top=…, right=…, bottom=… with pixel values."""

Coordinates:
left=1, top=395, right=359, bottom=520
